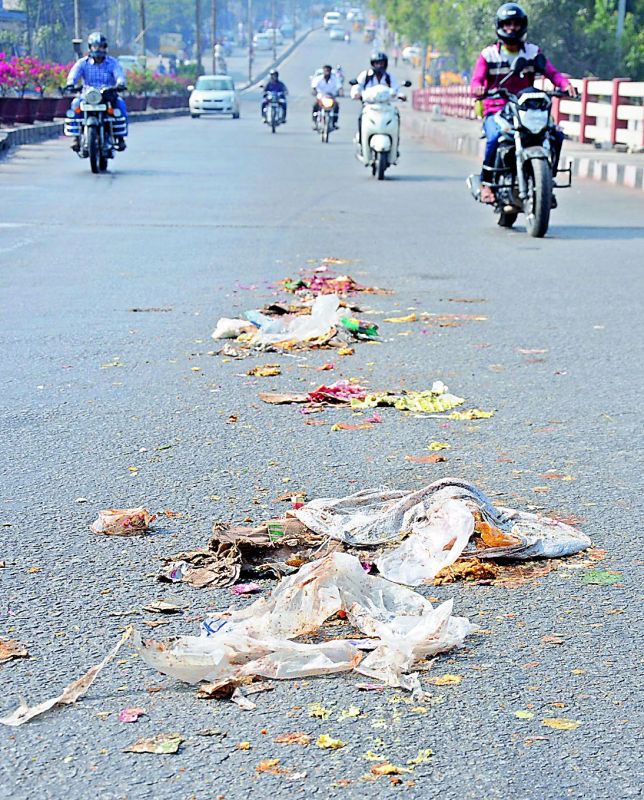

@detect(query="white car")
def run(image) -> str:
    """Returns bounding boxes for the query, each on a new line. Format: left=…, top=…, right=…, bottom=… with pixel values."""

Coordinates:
left=188, top=75, right=240, bottom=118
left=253, top=32, right=273, bottom=50
left=401, top=46, right=422, bottom=64
left=263, top=28, right=284, bottom=45
left=323, top=11, right=341, bottom=29
left=329, top=26, right=347, bottom=41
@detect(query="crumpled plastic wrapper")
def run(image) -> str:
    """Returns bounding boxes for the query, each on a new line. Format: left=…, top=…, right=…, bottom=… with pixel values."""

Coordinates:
left=294, top=478, right=591, bottom=585
left=137, top=553, right=476, bottom=692
left=90, top=508, right=155, bottom=536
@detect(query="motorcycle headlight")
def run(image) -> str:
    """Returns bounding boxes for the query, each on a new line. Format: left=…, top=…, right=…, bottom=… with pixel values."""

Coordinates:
left=84, top=87, right=102, bottom=104
left=519, top=109, right=548, bottom=134
left=320, top=96, right=335, bottom=109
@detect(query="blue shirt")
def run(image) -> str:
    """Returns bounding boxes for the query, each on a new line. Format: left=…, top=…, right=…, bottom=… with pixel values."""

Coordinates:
left=264, top=79, right=288, bottom=95
left=67, top=55, right=126, bottom=88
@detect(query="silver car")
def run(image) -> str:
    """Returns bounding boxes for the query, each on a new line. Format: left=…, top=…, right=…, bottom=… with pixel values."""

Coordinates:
left=188, top=75, right=240, bottom=119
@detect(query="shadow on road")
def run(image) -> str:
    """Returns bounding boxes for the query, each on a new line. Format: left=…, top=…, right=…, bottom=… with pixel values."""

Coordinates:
left=551, top=225, right=644, bottom=240
left=390, top=174, right=463, bottom=183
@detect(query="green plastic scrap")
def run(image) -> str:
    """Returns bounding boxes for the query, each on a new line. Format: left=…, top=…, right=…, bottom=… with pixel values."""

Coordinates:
left=351, top=390, right=465, bottom=413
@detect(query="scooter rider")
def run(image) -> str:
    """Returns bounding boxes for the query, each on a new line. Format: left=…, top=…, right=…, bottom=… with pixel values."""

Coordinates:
left=311, top=64, right=342, bottom=128
left=471, top=4, right=577, bottom=204
left=352, top=51, right=402, bottom=142
left=65, top=32, right=128, bottom=151
left=262, top=69, right=288, bottom=123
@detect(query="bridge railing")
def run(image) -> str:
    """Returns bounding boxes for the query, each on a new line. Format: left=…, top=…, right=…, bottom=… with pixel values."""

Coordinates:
left=412, top=78, right=644, bottom=148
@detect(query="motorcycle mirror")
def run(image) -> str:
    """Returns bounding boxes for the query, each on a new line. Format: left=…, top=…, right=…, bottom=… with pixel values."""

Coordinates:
left=533, top=53, right=546, bottom=74
left=348, top=78, right=358, bottom=86
left=403, top=80, right=412, bottom=87
left=187, top=84, right=194, bottom=91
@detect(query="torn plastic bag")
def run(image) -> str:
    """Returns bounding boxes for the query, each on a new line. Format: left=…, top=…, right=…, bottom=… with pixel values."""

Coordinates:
left=137, top=553, right=475, bottom=690
left=90, top=507, right=155, bottom=536
left=211, top=318, right=254, bottom=340
left=294, top=478, right=591, bottom=558
left=159, top=518, right=336, bottom=588
left=249, top=294, right=340, bottom=347
left=375, top=499, right=474, bottom=586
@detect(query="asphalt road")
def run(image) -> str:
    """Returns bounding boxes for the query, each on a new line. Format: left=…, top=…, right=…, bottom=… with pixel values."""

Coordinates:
left=1, top=30, right=642, bottom=800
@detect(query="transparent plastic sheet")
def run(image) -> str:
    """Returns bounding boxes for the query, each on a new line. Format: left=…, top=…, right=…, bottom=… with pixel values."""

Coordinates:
left=375, top=499, right=475, bottom=586
left=294, top=478, right=591, bottom=557
left=249, top=293, right=340, bottom=346
left=136, top=553, right=476, bottom=690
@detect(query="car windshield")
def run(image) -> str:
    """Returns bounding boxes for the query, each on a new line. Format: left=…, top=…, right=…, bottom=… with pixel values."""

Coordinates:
left=196, top=78, right=233, bottom=91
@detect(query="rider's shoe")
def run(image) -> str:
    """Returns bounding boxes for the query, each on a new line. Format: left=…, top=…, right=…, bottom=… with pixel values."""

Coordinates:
left=71, top=138, right=80, bottom=152
left=480, top=184, right=496, bottom=204
left=115, top=137, right=126, bottom=151
left=551, top=193, right=558, bottom=209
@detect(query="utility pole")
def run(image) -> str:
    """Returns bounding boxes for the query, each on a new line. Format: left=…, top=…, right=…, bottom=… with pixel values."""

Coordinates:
left=247, top=0, right=253, bottom=82
left=271, top=0, right=277, bottom=60
left=195, top=0, right=203, bottom=75
left=74, top=0, right=81, bottom=40
left=139, top=0, right=147, bottom=67
left=616, top=0, right=626, bottom=65
left=211, top=0, right=217, bottom=70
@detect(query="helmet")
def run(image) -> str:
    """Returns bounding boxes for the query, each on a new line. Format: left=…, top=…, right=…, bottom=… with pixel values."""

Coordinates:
left=370, top=51, right=388, bottom=71
left=495, top=4, right=528, bottom=44
left=88, top=31, right=108, bottom=58
left=269, top=69, right=279, bottom=78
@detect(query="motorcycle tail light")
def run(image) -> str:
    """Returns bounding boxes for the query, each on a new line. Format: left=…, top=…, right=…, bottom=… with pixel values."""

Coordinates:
left=75, top=107, right=82, bottom=114
left=107, top=107, right=114, bottom=115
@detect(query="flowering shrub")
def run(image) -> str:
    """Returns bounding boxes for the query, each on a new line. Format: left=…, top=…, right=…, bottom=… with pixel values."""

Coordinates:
left=126, top=69, right=191, bottom=96
left=0, top=53, right=70, bottom=96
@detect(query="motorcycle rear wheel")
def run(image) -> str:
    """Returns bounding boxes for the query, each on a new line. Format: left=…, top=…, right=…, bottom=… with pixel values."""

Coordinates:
left=88, top=127, right=100, bottom=174
left=524, top=159, right=552, bottom=238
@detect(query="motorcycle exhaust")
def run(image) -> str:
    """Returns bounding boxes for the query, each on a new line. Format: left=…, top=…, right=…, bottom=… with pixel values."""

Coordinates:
left=466, top=174, right=481, bottom=201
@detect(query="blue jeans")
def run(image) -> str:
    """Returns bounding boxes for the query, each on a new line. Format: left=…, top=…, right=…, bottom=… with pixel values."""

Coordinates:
left=71, top=96, right=128, bottom=136
left=481, top=113, right=564, bottom=183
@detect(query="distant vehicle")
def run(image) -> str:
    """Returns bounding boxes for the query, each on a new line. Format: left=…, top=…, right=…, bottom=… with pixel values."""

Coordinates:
left=280, top=22, right=294, bottom=38
left=401, top=45, right=422, bottom=64
left=329, top=26, right=346, bottom=41
left=323, top=11, right=342, bottom=29
left=253, top=32, right=273, bottom=50
left=263, top=28, right=284, bottom=45
left=346, top=8, right=363, bottom=21
left=117, top=55, right=145, bottom=74
left=188, top=75, right=240, bottom=119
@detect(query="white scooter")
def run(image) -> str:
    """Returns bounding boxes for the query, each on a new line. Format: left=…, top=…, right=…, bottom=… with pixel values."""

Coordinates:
left=350, top=79, right=411, bottom=180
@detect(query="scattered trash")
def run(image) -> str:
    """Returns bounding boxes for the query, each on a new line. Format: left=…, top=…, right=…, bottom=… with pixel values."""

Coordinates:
left=274, top=731, right=311, bottom=746
left=0, top=627, right=132, bottom=727
left=232, top=582, right=262, bottom=596
left=211, top=318, right=254, bottom=340
left=293, top=479, right=591, bottom=581
left=280, top=269, right=390, bottom=297
left=123, top=732, right=184, bottom=754
left=0, top=639, right=29, bottom=664
left=316, top=734, right=346, bottom=749
left=428, top=442, right=450, bottom=451
left=405, top=454, right=448, bottom=464
left=308, top=702, right=331, bottom=719
left=159, top=520, right=335, bottom=588
left=351, top=382, right=465, bottom=414
left=142, top=600, right=184, bottom=614
left=582, top=569, right=621, bottom=586
left=249, top=294, right=340, bottom=348
left=260, top=380, right=368, bottom=409
left=119, top=707, right=146, bottom=723
left=340, top=316, right=379, bottom=340
left=90, top=508, right=155, bottom=536
left=384, top=313, right=417, bottom=324
left=247, top=364, right=281, bottom=377
left=426, top=674, right=462, bottom=686
left=448, top=409, right=495, bottom=420
left=136, top=553, right=475, bottom=693
left=542, top=717, right=581, bottom=731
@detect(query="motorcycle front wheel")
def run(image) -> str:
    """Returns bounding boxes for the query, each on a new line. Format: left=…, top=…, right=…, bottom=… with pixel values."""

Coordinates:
left=376, top=151, right=388, bottom=180
left=524, top=159, right=552, bottom=238
left=88, top=127, right=100, bottom=174
left=322, top=113, right=329, bottom=143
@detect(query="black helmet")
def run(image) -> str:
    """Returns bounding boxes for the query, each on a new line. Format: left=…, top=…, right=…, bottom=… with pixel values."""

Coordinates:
left=88, top=31, right=108, bottom=52
left=370, top=50, right=388, bottom=71
left=495, top=4, right=528, bottom=44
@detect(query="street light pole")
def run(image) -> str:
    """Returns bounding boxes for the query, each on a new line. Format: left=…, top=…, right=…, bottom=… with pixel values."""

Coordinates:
left=195, top=0, right=203, bottom=75
left=211, top=0, right=217, bottom=71
left=271, top=0, right=277, bottom=61
left=74, top=0, right=81, bottom=40
left=247, top=0, right=253, bottom=83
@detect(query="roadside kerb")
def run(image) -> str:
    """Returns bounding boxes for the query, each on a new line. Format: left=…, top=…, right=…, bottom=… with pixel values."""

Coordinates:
left=402, top=108, right=644, bottom=190
left=0, top=107, right=189, bottom=156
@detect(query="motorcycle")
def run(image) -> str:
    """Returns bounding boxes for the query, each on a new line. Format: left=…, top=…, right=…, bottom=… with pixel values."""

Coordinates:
left=64, top=85, right=126, bottom=174
left=314, top=93, right=339, bottom=143
left=350, top=79, right=411, bottom=180
left=467, top=54, right=573, bottom=238
left=263, top=90, right=285, bottom=133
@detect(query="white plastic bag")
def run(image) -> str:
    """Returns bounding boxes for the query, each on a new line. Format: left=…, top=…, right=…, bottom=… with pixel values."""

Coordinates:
left=252, top=294, right=340, bottom=346
left=211, top=318, right=253, bottom=340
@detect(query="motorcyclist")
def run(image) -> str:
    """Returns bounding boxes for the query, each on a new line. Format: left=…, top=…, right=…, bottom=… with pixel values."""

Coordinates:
left=352, top=51, right=402, bottom=142
left=261, top=69, right=288, bottom=123
left=311, top=64, right=342, bottom=128
left=471, top=3, right=577, bottom=204
left=65, top=32, right=128, bottom=152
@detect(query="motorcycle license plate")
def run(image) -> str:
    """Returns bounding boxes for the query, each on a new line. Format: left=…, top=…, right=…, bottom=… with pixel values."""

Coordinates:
left=81, top=103, right=106, bottom=111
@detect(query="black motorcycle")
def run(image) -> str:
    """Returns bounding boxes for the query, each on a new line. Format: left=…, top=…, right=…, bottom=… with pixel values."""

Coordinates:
left=263, top=90, right=285, bottom=133
left=64, top=85, right=127, bottom=173
left=467, top=55, right=573, bottom=238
